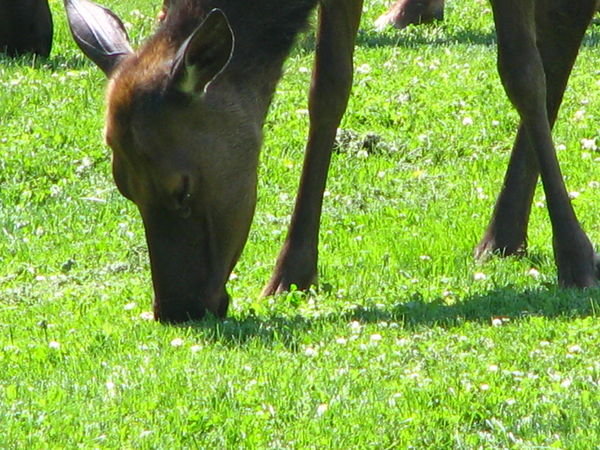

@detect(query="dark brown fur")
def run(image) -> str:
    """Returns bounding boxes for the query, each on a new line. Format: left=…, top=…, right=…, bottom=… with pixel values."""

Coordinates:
left=0, top=0, right=53, bottom=57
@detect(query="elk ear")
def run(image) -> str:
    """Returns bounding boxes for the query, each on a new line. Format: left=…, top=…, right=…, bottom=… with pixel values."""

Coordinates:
left=170, top=9, right=234, bottom=95
left=64, top=0, right=133, bottom=76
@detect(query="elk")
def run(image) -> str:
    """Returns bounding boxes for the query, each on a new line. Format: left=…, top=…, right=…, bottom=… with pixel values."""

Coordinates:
left=375, top=0, right=444, bottom=30
left=376, top=0, right=600, bottom=31
left=65, top=0, right=599, bottom=323
left=0, top=0, right=53, bottom=57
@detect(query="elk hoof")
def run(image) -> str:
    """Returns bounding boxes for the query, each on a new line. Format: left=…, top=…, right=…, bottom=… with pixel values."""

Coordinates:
left=556, top=245, right=599, bottom=288
left=473, top=237, right=527, bottom=261
left=261, top=270, right=316, bottom=297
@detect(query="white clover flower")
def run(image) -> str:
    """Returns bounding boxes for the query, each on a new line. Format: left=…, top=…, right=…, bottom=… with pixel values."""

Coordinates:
left=388, top=393, right=402, bottom=407
left=123, top=302, right=137, bottom=311
left=48, top=341, right=60, bottom=349
left=140, top=311, right=154, bottom=320
left=304, top=347, right=318, bottom=357
left=473, top=272, right=487, bottom=281
left=581, top=138, right=597, bottom=151
left=349, top=321, right=362, bottom=332
left=316, top=403, right=328, bottom=416
left=568, top=344, right=582, bottom=354
left=170, top=338, right=184, bottom=347
left=335, top=337, right=347, bottom=345
left=370, top=334, right=382, bottom=342
left=548, top=371, right=562, bottom=382
left=356, top=64, right=371, bottom=74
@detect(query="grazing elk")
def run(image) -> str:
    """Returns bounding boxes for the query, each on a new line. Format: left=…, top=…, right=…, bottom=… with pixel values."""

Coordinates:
left=65, top=0, right=599, bottom=323
left=375, top=0, right=600, bottom=31
left=375, top=0, right=444, bottom=30
left=0, top=0, right=53, bottom=57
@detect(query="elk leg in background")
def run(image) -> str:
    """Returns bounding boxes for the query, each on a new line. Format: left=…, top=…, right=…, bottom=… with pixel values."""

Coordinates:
left=0, top=0, right=53, bottom=57
left=476, top=0, right=597, bottom=259
left=488, top=0, right=598, bottom=287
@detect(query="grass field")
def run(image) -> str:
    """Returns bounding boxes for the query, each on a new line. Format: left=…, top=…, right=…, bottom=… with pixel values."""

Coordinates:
left=1, top=0, right=600, bottom=447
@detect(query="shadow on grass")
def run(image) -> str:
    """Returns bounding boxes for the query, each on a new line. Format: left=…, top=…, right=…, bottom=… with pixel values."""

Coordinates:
left=179, top=286, right=599, bottom=349
left=355, top=28, right=497, bottom=49
left=293, top=28, right=497, bottom=56
left=354, top=26, right=600, bottom=50
left=294, top=14, right=600, bottom=53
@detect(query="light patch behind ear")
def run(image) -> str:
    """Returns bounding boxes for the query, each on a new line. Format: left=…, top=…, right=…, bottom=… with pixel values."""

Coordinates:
left=170, top=9, right=234, bottom=95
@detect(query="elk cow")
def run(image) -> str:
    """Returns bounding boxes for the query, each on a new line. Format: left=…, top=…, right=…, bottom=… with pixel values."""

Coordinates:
left=65, top=0, right=599, bottom=322
left=375, top=0, right=444, bottom=31
left=376, top=0, right=600, bottom=31
left=0, top=0, right=53, bottom=57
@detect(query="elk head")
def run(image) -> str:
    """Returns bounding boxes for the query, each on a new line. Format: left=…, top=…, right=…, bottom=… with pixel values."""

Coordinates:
left=65, top=0, right=261, bottom=322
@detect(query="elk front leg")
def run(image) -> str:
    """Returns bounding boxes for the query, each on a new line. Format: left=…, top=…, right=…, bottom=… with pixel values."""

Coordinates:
left=489, top=0, right=598, bottom=287
left=474, top=125, right=538, bottom=259
left=262, top=0, right=363, bottom=296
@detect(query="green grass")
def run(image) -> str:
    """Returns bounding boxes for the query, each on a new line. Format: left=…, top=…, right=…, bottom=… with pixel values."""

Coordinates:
left=1, top=0, right=600, bottom=447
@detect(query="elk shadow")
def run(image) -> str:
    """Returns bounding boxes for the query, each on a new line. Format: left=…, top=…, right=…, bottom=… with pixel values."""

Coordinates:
left=355, top=25, right=600, bottom=50
left=352, top=12, right=600, bottom=50
left=180, top=286, right=599, bottom=350
left=355, top=28, right=497, bottom=48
